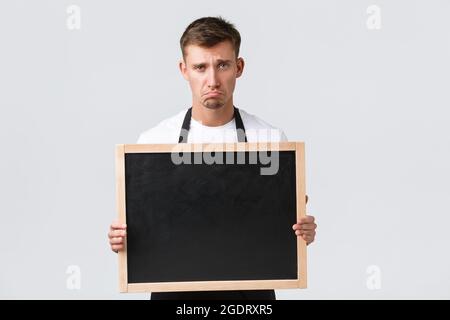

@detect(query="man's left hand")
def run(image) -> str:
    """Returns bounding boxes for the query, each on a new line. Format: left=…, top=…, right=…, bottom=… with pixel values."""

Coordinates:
left=293, top=215, right=316, bottom=245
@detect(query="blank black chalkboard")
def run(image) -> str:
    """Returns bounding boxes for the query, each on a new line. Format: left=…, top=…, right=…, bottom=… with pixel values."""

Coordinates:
left=116, top=143, right=306, bottom=292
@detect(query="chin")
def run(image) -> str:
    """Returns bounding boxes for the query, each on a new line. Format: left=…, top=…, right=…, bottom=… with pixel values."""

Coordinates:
left=203, top=100, right=225, bottom=110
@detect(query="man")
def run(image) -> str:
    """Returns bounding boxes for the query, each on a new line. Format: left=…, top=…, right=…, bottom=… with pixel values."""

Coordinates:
left=108, top=16, right=317, bottom=300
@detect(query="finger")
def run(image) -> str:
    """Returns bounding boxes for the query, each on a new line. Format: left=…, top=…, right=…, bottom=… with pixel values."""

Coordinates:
left=295, top=230, right=316, bottom=237
left=295, top=231, right=311, bottom=243
left=110, top=223, right=127, bottom=231
left=110, top=237, right=124, bottom=245
left=304, top=232, right=316, bottom=244
left=113, top=229, right=126, bottom=237
left=108, top=229, right=126, bottom=238
left=300, top=223, right=317, bottom=231
left=110, top=222, right=127, bottom=231
left=298, top=215, right=315, bottom=224
left=293, top=223, right=316, bottom=230
left=302, top=230, right=316, bottom=238
left=111, top=244, right=124, bottom=252
left=302, top=233, right=312, bottom=242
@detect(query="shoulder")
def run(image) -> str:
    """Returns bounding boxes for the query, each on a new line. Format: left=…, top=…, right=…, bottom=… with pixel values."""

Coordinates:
left=136, top=108, right=188, bottom=144
left=238, top=108, right=288, bottom=142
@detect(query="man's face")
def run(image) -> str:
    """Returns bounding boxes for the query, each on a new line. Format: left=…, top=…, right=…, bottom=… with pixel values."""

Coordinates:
left=180, top=41, right=244, bottom=110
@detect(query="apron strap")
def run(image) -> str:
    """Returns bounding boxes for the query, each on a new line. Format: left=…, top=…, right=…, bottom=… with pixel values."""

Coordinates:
left=233, top=106, right=247, bottom=143
left=178, top=106, right=247, bottom=143
left=178, top=107, right=192, bottom=143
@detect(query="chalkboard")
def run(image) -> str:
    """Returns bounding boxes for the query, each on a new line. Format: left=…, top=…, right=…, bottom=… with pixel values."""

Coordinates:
left=116, top=142, right=307, bottom=292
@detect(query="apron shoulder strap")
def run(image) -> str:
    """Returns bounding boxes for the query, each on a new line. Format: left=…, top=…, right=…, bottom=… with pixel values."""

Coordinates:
left=178, top=107, right=192, bottom=143
left=178, top=106, right=247, bottom=143
left=233, top=107, right=248, bottom=143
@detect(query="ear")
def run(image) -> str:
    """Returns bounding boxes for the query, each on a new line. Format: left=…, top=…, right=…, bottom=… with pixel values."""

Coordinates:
left=236, top=57, right=245, bottom=78
left=179, top=59, right=189, bottom=81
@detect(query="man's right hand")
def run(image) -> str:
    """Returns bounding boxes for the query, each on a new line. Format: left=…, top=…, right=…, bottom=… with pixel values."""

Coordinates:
left=109, top=220, right=127, bottom=253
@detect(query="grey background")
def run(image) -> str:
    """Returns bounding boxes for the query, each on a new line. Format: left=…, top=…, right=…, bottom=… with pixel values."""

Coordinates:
left=0, top=0, right=449, bottom=299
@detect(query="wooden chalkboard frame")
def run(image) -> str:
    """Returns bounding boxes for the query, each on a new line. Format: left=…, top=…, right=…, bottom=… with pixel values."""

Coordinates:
left=116, top=142, right=307, bottom=293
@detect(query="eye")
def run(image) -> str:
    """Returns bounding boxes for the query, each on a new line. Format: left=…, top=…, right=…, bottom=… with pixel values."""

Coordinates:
left=194, top=65, right=205, bottom=71
left=218, top=62, right=229, bottom=69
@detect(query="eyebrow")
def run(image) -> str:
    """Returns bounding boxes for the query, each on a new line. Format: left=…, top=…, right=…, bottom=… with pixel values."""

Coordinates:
left=216, top=59, right=233, bottom=64
left=192, top=59, right=233, bottom=68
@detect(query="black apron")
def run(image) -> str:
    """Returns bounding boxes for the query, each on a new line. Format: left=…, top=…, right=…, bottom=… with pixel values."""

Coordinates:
left=178, top=106, right=248, bottom=143
left=151, top=107, right=275, bottom=300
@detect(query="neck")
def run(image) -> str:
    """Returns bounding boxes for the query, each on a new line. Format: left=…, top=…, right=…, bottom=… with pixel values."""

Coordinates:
left=191, top=101, right=234, bottom=127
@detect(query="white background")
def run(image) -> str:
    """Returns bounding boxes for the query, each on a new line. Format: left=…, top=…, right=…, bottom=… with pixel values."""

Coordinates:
left=0, top=0, right=449, bottom=299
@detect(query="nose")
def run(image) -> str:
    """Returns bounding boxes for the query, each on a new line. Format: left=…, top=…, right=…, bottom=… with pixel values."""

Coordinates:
left=207, top=68, right=220, bottom=89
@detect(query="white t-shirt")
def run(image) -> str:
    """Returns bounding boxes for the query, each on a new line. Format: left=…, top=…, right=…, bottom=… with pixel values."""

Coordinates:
left=137, top=108, right=288, bottom=144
